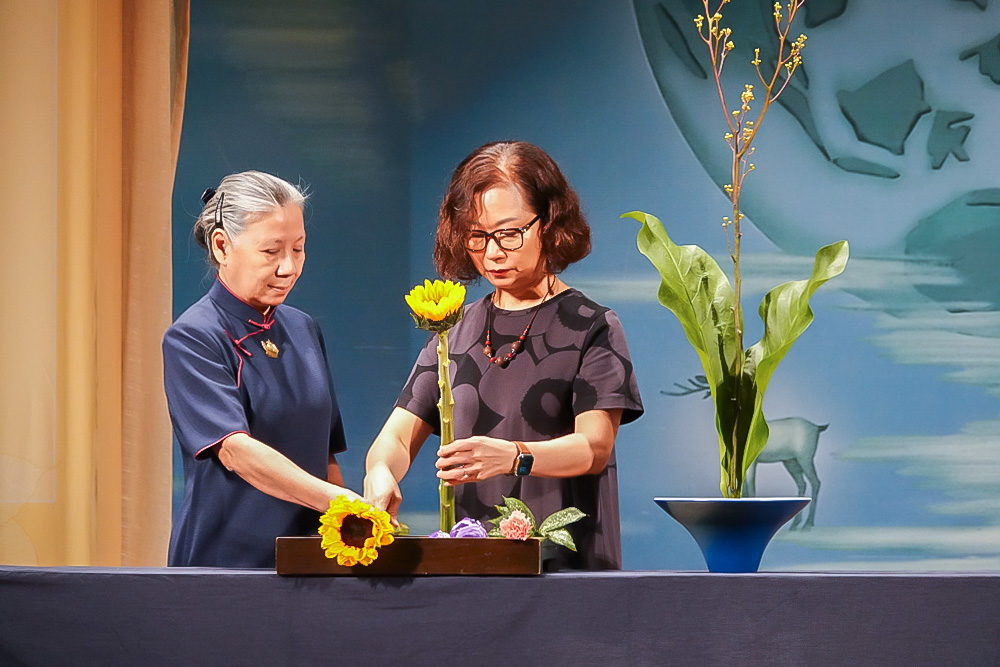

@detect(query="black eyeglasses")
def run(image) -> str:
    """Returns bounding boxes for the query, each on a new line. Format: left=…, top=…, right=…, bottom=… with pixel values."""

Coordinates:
left=464, top=216, right=540, bottom=252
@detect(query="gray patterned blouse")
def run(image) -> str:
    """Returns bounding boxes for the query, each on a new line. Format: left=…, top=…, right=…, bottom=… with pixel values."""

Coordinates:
left=396, top=288, right=643, bottom=570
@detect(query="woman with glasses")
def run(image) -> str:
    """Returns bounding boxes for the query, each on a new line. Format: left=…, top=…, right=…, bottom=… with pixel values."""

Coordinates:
left=365, top=142, right=643, bottom=570
left=163, top=170, right=360, bottom=567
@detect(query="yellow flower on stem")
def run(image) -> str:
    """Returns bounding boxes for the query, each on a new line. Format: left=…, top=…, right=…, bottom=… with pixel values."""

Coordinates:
left=319, top=496, right=394, bottom=566
left=405, top=279, right=466, bottom=332
left=404, top=279, right=467, bottom=532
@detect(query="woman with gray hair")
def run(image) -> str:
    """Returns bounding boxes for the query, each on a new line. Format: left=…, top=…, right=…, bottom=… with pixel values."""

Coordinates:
left=163, top=170, right=359, bottom=567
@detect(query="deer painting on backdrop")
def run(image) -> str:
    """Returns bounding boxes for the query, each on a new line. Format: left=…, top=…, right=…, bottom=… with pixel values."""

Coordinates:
left=664, top=376, right=827, bottom=529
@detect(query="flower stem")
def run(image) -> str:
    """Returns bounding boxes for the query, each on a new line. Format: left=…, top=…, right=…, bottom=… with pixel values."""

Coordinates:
left=701, top=0, right=805, bottom=499
left=436, top=331, right=456, bottom=532
left=729, top=180, right=743, bottom=499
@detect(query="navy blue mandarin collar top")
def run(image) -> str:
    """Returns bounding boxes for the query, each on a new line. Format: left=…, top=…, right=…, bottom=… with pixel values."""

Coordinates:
left=209, top=277, right=276, bottom=327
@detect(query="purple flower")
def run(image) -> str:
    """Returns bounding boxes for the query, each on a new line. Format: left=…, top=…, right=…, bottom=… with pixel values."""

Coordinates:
left=450, top=517, right=488, bottom=538
left=429, top=530, right=450, bottom=538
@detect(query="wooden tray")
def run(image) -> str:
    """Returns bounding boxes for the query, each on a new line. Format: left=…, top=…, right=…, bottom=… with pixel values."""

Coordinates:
left=275, top=536, right=541, bottom=576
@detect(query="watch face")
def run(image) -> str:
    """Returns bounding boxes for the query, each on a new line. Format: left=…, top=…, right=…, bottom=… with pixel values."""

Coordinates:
left=515, top=453, right=534, bottom=476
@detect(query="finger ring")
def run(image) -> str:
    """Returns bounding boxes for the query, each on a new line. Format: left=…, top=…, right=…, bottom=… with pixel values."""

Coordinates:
left=462, top=471, right=469, bottom=479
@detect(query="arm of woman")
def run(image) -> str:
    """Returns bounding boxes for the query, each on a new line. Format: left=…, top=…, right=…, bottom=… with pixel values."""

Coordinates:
left=217, top=433, right=362, bottom=511
left=436, top=408, right=623, bottom=485
left=364, top=407, right=434, bottom=520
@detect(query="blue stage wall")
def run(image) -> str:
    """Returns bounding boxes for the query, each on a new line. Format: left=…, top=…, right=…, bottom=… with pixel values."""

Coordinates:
left=173, top=0, right=1000, bottom=571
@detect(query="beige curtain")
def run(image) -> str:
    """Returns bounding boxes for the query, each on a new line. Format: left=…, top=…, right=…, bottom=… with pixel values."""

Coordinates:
left=120, top=0, right=189, bottom=567
left=0, top=0, right=188, bottom=566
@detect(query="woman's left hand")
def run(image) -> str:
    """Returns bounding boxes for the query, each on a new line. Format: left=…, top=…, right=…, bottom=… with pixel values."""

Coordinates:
left=436, top=436, right=518, bottom=485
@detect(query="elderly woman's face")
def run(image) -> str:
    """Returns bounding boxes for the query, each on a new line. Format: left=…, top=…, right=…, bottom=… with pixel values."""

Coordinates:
left=214, top=203, right=305, bottom=312
left=468, top=184, right=546, bottom=293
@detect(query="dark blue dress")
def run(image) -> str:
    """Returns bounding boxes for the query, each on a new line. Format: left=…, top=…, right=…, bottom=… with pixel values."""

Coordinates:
left=163, top=278, right=347, bottom=567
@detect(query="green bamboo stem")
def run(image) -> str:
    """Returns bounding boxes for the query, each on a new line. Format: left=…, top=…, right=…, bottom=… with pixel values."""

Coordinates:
left=436, top=331, right=456, bottom=532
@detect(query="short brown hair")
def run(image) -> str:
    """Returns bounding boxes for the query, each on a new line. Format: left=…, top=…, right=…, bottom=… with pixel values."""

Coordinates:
left=434, top=141, right=591, bottom=281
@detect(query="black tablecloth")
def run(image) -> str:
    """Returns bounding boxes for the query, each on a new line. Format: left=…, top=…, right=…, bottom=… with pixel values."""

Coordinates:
left=2, top=566, right=998, bottom=666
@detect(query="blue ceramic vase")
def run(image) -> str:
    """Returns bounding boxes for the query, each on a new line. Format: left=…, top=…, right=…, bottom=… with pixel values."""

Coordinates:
left=654, top=497, right=810, bottom=573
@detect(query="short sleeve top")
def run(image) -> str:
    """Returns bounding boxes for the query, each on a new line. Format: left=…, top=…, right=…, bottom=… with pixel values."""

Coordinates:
left=396, top=288, right=643, bottom=570
left=163, top=278, right=347, bottom=568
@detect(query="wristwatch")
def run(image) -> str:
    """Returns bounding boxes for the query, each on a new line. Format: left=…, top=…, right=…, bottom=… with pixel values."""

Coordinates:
left=511, top=440, right=534, bottom=477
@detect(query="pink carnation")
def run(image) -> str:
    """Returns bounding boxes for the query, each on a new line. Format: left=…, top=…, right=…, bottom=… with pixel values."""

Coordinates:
left=499, top=510, right=533, bottom=541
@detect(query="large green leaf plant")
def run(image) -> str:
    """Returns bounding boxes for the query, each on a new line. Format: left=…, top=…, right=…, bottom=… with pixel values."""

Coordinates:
left=626, top=0, right=849, bottom=497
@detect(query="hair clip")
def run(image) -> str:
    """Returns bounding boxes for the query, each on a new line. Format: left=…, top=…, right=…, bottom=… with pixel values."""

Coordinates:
left=214, top=192, right=226, bottom=229
left=200, top=187, right=217, bottom=205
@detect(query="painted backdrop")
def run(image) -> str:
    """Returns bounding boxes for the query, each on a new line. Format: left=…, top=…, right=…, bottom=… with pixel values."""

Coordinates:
left=173, top=0, right=1000, bottom=570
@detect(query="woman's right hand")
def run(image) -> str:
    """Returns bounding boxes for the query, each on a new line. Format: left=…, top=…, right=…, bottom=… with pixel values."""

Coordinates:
left=364, top=463, right=402, bottom=525
left=329, top=486, right=364, bottom=504
left=363, top=408, right=434, bottom=525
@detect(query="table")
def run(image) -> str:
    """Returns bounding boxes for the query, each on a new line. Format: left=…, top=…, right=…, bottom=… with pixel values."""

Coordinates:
left=2, top=566, right=998, bottom=666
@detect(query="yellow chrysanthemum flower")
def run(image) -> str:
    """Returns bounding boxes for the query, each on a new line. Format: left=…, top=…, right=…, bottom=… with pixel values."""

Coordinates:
left=319, top=496, right=395, bottom=566
left=405, top=279, right=466, bottom=332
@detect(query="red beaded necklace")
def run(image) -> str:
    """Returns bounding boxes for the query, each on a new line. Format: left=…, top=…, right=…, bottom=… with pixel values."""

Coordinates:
left=482, top=283, right=552, bottom=369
